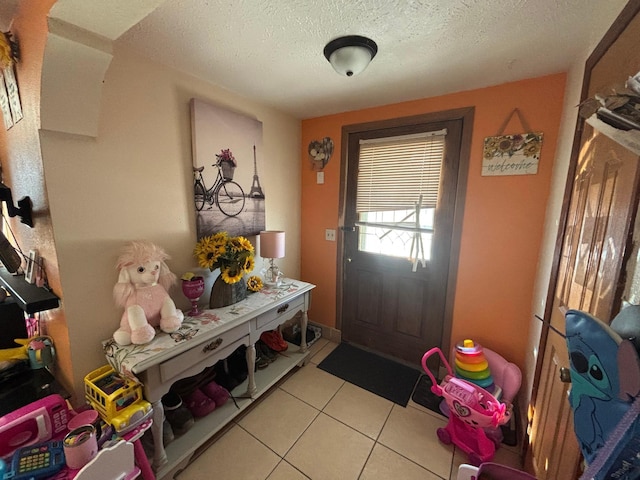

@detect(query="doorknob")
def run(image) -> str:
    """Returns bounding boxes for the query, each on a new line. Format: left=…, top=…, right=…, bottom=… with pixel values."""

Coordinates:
left=559, top=367, right=572, bottom=383
left=346, top=257, right=352, bottom=263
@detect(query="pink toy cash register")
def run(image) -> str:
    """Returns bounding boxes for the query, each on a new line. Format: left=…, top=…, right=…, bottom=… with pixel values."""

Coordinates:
left=0, top=394, right=70, bottom=460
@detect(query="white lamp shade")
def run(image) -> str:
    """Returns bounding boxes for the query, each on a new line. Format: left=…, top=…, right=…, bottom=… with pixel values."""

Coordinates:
left=328, top=46, right=373, bottom=76
left=259, top=231, right=285, bottom=259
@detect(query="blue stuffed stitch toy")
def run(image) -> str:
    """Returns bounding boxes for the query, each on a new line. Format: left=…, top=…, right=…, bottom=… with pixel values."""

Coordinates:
left=565, top=308, right=640, bottom=480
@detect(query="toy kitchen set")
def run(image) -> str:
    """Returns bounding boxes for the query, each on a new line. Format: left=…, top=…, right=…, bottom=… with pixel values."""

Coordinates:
left=0, top=329, right=150, bottom=479
left=0, top=264, right=149, bottom=479
left=0, top=261, right=65, bottom=437
left=0, top=212, right=315, bottom=480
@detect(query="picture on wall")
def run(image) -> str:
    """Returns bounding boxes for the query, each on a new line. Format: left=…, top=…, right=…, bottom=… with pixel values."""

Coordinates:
left=3, top=66, right=22, bottom=124
left=190, top=98, right=265, bottom=240
left=0, top=71, right=12, bottom=130
left=482, top=131, right=543, bottom=176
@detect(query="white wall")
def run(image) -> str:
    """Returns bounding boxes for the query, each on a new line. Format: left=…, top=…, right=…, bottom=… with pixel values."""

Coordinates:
left=40, top=46, right=301, bottom=403
left=523, top=60, right=582, bottom=409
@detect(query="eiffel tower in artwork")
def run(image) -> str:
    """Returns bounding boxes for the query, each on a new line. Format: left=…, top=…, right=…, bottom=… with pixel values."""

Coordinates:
left=249, top=145, right=265, bottom=198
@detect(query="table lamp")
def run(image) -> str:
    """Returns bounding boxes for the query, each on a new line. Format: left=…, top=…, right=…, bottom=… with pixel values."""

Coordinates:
left=259, top=230, right=285, bottom=286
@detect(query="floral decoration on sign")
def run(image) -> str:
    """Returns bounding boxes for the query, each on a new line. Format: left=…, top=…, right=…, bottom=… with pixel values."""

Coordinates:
left=483, top=133, right=542, bottom=159
left=308, top=137, right=333, bottom=170
left=481, top=131, right=543, bottom=176
left=194, top=231, right=254, bottom=284
left=216, top=148, right=237, bottom=167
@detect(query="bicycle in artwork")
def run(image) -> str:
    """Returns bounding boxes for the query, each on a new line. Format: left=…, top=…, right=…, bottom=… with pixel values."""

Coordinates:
left=192, top=160, right=246, bottom=217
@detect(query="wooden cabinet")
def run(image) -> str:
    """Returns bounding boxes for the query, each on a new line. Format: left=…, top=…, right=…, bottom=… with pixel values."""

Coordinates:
left=104, top=280, right=315, bottom=479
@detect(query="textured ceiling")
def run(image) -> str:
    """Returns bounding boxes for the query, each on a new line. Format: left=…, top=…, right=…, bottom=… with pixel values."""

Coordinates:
left=49, top=0, right=164, bottom=40
left=11, top=1, right=633, bottom=119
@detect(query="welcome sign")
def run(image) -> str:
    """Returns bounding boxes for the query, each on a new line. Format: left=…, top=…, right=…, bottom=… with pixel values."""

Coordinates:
left=482, top=132, right=543, bottom=176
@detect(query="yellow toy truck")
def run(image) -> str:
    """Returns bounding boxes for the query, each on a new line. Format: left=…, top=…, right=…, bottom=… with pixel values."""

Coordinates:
left=84, top=365, right=152, bottom=434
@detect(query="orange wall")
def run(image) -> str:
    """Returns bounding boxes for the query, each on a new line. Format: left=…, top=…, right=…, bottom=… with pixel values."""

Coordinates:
left=301, top=73, right=567, bottom=370
left=0, top=1, right=73, bottom=389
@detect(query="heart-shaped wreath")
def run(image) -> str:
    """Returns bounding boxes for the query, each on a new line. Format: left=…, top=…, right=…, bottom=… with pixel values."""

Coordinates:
left=308, top=137, right=334, bottom=171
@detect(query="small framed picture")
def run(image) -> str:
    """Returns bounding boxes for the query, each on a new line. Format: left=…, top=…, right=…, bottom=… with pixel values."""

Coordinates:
left=0, top=71, right=13, bottom=130
left=25, top=250, right=38, bottom=284
left=3, top=65, right=22, bottom=124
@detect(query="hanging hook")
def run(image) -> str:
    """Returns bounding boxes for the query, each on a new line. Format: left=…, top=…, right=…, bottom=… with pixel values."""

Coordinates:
left=0, top=183, right=33, bottom=227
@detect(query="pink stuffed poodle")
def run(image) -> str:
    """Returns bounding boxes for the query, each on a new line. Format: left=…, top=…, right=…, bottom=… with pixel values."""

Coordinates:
left=113, top=241, right=184, bottom=345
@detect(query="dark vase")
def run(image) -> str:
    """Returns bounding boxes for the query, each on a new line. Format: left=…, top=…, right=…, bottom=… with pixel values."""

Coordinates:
left=209, top=275, right=247, bottom=308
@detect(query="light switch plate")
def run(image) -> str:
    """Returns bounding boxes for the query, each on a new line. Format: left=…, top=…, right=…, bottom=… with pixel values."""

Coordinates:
left=317, top=171, right=324, bottom=184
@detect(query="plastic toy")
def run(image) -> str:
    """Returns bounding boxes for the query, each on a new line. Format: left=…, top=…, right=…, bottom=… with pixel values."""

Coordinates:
left=113, top=240, right=184, bottom=346
left=0, top=394, right=70, bottom=460
left=8, top=440, right=65, bottom=479
left=84, top=365, right=152, bottom=435
left=457, top=462, right=536, bottom=480
left=565, top=309, right=640, bottom=479
left=454, top=339, right=494, bottom=391
left=441, top=345, right=522, bottom=446
left=0, top=338, right=30, bottom=364
left=478, top=347, right=522, bottom=446
left=421, top=347, right=509, bottom=465
left=27, top=336, right=55, bottom=370
left=73, top=440, right=140, bottom=480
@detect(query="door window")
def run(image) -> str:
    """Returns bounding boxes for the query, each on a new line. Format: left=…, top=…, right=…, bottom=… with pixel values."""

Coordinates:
left=356, top=130, right=447, bottom=266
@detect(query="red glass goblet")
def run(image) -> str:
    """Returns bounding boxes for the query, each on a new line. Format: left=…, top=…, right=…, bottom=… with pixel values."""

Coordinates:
left=182, top=277, right=205, bottom=316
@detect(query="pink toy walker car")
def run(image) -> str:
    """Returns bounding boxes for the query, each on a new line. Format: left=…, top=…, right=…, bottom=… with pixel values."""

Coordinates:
left=422, top=347, right=509, bottom=465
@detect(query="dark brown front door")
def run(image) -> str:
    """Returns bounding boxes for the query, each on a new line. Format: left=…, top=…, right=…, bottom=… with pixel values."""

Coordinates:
left=340, top=110, right=472, bottom=366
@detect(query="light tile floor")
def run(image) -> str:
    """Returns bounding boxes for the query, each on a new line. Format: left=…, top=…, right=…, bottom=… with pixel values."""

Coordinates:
left=175, top=339, right=524, bottom=480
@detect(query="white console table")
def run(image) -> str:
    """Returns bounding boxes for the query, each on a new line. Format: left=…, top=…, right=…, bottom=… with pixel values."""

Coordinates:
left=103, top=279, right=314, bottom=479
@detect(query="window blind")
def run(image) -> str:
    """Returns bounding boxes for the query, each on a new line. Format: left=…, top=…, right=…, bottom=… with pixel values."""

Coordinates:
left=356, top=129, right=447, bottom=213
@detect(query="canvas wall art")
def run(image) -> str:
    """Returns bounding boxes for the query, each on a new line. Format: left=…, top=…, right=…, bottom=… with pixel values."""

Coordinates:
left=0, top=71, right=12, bottom=130
left=190, top=98, right=265, bottom=239
left=3, top=66, right=22, bottom=124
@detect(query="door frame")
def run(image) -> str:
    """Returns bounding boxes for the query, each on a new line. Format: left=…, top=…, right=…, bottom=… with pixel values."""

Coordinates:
left=335, top=107, right=475, bottom=359
left=527, top=0, right=640, bottom=472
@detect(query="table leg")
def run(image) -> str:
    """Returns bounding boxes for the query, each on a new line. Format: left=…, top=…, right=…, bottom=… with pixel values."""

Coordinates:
left=299, top=310, right=309, bottom=353
left=151, top=399, right=167, bottom=469
left=246, top=343, right=257, bottom=396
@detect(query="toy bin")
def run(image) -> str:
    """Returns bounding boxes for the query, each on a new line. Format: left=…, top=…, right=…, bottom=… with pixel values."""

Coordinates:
left=84, top=366, right=152, bottom=435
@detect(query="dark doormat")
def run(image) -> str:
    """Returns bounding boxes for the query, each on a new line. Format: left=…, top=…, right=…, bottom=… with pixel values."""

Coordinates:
left=317, top=342, right=421, bottom=407
left=411, top=373, right=445, bottom=416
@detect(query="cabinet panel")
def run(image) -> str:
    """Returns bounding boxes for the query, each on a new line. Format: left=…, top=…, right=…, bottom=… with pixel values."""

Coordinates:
left=159, top=324, right=250, bottom=382
left=254, top=295, right=304, bottom=330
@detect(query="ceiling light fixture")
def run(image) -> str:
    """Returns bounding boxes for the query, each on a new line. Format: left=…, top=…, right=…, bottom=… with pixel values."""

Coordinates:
left=323, top=35, right=378, bottom=77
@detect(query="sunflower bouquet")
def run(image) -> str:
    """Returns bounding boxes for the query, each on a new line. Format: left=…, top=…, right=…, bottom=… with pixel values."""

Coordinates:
left=194, top=232, right=254, bottom=284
